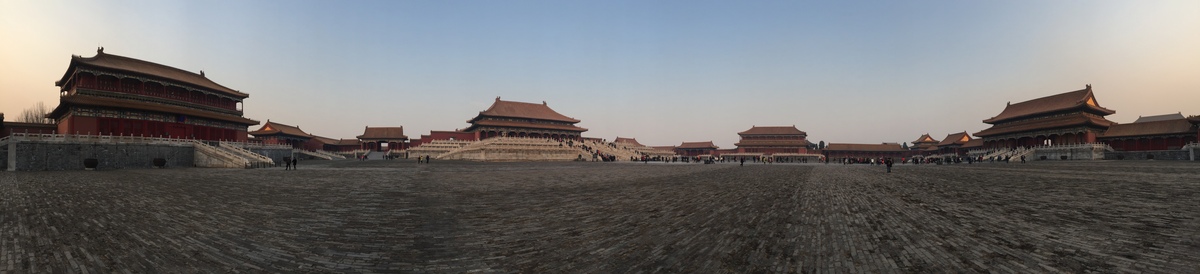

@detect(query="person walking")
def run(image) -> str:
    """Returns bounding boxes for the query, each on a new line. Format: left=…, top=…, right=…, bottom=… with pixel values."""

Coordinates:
left=285, top=157, right=291, bottom=170
left=1020, top=155, right=1026, bottom=163
left=885, top=158, right=894, bottom=173
left=291, top=157, right=298, bottom=170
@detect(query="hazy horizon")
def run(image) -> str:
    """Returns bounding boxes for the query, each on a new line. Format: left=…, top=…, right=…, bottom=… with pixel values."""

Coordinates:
left=3, top=1, right=1198, bottom=148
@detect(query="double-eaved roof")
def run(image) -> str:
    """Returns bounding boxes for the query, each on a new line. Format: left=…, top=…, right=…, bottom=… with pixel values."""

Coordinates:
left=738, top=126, right=806, bottom=136
left=465, top=97, right=587, bottom=133
left=975, top=86, right=1117, bottom=138
left=57, top=48, right=248, bottom=98
left=982, top=86, right=1114, bottom=124
left=469, top=97, right=580, bottom=123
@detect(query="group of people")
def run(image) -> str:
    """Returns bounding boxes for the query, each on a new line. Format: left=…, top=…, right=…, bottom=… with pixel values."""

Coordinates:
left=283, top=157, right=298, bottom=170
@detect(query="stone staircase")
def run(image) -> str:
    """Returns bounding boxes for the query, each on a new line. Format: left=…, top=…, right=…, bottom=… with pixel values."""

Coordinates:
left=192, top=141, right=251, bottom=168
left=438, top=137, right=578, bottom=161
left=219, top=142, right=274, bottom=167
left=294, top=149, right=334, bottom=160
left=409, top=140, right=474, bottom=159
left=313, top=149, right=347, bottom=159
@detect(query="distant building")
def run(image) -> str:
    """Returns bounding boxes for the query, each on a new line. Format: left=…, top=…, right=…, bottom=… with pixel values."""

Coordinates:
left=675, top=141, right=718, bottom=157
left=613, top=137, right=644, bottom=147
left=357, top=126, right=408, bottom=152
left=248, top=121, right=315, bottom=149
left=822, top=143, right=910, bottom=160
left=464, top=97, right=587, bottom=140
left=974, top=85, right=1116, bottom=149
left=1099, top=114, right=1197, bottom=151
left=734, top=126, right=811, bottom=155
left=48, top=48, right=258, bottom=141
left=910, top=134, right=939, bottom=151
left=935, top=132, right=974, bottom=156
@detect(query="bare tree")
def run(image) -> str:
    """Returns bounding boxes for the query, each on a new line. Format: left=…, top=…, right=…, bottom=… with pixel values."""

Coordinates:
left=17, top=102, right=52, bottom=124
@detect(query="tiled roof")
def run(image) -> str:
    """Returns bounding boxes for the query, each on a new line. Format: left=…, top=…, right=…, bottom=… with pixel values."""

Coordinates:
left=470, top=97, right=580, bottom=123
left=1101, top=119, right=1195, bottom=138
left=312, top=136, right=338, bottom=145
left=735, top=140, right=811, bottom=147
left=975, top=114, right=1115, bottom=137
left=468, top=119, right=588, bottom=132
left=49, top=94, right=259, bottom=125
left=824, top=143, right=906, bottom=152
left=912, top=134, right=938, bottom=144
left=738, top=126, right=806, bottom=136
left=336, top=139, right=361, bottom=146
left=983, top=86, right=1115, bottom=124
left=678, top=141, right=718, bottom=149
left=249, top=121, right=311, bottom=137
left=937, top=132, right=973, bottom=147
left=358, top=126, right=408, bottom=140
left=614, top=137, right=644, bottom=146
left=962, top=139, right=984, bottom=148
left=651, top=146, right=677, bottom=151
left=59, top=49, right=247, bottom=98
left=1132, top=113, right=1186, bottom=123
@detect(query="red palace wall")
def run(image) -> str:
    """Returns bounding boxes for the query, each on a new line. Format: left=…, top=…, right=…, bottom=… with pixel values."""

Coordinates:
left=59, top=116, right=246, bottom=141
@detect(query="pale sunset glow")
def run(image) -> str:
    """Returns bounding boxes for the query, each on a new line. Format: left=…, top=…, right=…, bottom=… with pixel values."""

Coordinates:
left=2, top=0, right=1198, bottom=147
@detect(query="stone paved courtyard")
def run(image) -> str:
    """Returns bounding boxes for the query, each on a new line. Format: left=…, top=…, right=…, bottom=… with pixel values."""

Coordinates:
left=1, top=160, right=1199, bottom=273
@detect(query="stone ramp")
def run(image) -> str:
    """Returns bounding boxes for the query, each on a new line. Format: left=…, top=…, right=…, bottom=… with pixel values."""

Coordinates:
left=192, top=141, right=250, bottom=168
left=438, top=137, right=578, bottom=161
left=219, top=142, right=274, bottom=167
left=294, top=149, right=334, bottom=160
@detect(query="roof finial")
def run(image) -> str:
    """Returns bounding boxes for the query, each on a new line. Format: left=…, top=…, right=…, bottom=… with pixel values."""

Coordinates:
left=1086, top=84, right=1091, bottom=89
left=97, top=47, right=104, bottom=54
left=199, top=70, right=205, bottom=77
left=542, top=101, right=547, bottom=105
left=496, top=96, right=501, bottom=101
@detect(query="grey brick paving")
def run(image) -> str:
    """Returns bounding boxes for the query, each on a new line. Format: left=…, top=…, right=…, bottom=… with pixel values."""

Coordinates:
left=1, top=160, right=1199, bottom=273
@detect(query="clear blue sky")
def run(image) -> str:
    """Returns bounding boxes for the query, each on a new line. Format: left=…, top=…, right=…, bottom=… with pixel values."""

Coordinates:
left=3, top=0, right=1198, bottom=147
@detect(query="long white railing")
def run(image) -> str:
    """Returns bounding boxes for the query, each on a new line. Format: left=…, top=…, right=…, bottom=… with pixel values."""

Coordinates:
left=7, top=133, right=198, bottom=145
left=192, top=140, right=250, bottom=168
left=219, top=142, right=275, bottom=165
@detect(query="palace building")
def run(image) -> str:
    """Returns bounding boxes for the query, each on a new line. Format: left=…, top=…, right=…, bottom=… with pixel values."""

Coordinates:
left=734, top=126, right=811, bottom=154
left=248, top=121, right=316, bottom=149
left=911, top=134, right=939, bottom=151
left=675, top=141, right=718, bottom=157
left=1099, top=113, right=1198, bottom=151
left=822, top=143, right=910, bottom=160
left=974, top=85, right=1116, bottom=149
left=48, top=48, right=258, bottom=141
left=935, top=132, right=975, bottom=156
left=357, top=126, right=408, bottom=152
left=463, top=97, right=587, bottom=140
